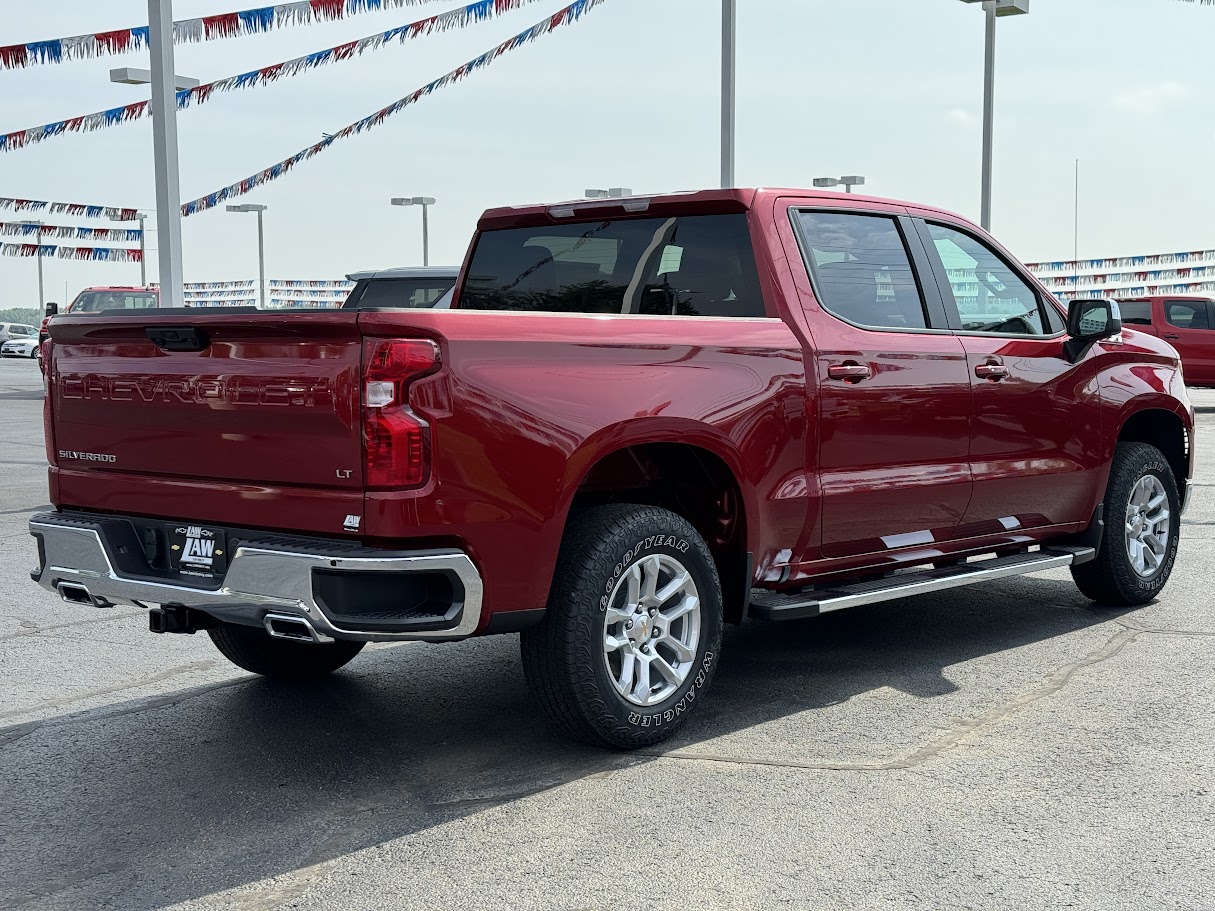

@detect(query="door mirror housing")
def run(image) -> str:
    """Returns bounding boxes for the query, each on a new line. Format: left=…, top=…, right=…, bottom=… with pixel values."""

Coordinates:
left=44, top=302, right=59, bottom=317
left=1068, top=299, right=1121, bottom=341
left=1064, top=299, right=1122, bottom=364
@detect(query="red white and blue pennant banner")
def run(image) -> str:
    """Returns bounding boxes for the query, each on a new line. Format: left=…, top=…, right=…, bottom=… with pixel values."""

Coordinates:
left=0, top=0, right=547, bottom=153
left=183, top=0, right=603, bottom=216
left=1, top=243, right=143, bottom=262
left=0, top=0, right=460, bottom=70
left=0, top=221, right=141, bottom=242
left=0, top=197, right=138, bottom=221
left=1026, top=248, right=1215, bottom=275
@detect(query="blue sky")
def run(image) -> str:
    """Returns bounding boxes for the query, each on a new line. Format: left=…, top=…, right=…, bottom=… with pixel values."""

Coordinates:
left=0, top=0, right=1211, bottom=305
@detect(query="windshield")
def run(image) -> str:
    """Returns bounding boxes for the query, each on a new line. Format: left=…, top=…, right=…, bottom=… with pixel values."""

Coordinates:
left=458, top=214, right=765, bottom=317
left=70, top=291, right=158, bottom=313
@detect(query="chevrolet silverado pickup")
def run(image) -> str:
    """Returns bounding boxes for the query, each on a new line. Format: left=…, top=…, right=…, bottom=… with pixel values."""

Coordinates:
left=31, top=188, right=1195, bottom=749
left=1116, top=295, right=1215, bottom=386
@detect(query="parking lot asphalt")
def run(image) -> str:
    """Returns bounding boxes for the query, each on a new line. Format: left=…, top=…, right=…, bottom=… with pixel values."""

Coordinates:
left=1, top=357, right=1212, bottom=911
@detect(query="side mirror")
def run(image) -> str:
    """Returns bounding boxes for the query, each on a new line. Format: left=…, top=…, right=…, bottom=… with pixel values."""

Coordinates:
left=1067, top=299, right=1121, bottom=341
left=45, top=302, right=59, bottom=317
left=1064, top=299, right=1122, bottom=364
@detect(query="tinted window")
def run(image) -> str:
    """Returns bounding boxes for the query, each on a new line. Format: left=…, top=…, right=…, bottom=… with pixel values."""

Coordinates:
left=459, top=215, right=765, bottom=318
left=346, top=277, right=457, bottom=310
left=794, top=212, right=928, bottom=330
left=8, top=324, right=35, bottom=337
left=1164, top=299, right=1212, bottom=330
left=928, top=223, right=1050, bottom=336
left=71, top=291, right=157, bottom=312
left=1118, top=300, right=1153, bottom=326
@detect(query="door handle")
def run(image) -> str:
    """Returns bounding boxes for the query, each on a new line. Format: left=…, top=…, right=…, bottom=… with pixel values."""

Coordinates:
left=828, top=364, right=872, bottom=382
left=974, top=363, right=1010, bottom=381
left=1164, top=334, right=1181, bottom=340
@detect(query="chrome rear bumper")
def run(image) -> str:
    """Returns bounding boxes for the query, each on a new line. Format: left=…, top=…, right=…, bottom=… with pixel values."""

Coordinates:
left=30, top=513, right=483, bottom=643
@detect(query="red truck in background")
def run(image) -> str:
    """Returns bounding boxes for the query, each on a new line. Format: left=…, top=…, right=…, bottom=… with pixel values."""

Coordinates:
left=38, top=286, right=159, bottom=350
left=31, top=189, right=1195, bottom=748
left=1117, top=296, right=1215, bottom=386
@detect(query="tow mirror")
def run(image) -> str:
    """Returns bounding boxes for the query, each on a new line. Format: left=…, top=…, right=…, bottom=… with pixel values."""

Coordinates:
left=45, top=302, right=59, bottom=317
left=1065, top=299, right=1122, bottom=363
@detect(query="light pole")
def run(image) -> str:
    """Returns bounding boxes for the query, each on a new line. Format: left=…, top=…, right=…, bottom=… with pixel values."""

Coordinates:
left=390, top=197, right=437, bottom=266
left=813, top=176, right=867, bottom=194
left=111, top=211, right=149, bottom=286
left=958, top=0, right=1030, bottom=231
left=108, top=2, right=201, bottom=310
left=20, top=221, right=46, bottom=310
left=226, top=204, right=268, bottom=308
left=721, top=0, right=736, bottom=189
left=584, top=188, right=633, bottom=198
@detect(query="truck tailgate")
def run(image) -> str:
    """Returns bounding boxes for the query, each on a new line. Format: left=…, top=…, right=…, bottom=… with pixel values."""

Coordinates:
left=47, top=311, right=364, bottom=534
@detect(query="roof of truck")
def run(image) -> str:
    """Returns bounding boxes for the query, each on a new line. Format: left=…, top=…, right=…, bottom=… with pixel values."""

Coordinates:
left=345, top=266, right=460, bottom=282
left=477, top=188, right=967, bottom=230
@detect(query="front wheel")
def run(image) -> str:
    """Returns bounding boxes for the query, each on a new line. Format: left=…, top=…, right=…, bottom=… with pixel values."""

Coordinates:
left=208, top=623, right=365, bottom=679
left=1071, top=442, right=1181, bottom=606
left=521, top=505, right=723, bottom=749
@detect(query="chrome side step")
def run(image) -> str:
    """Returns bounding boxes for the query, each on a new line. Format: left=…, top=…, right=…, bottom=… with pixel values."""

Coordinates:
left=749, top=547, right=1095, bottom=621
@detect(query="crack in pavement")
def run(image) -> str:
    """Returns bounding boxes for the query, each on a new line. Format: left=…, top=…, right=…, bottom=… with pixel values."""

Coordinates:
left=0, top=610, right=145, bottom=641
left=0, top=674, right=253, bottom=749
left=0, top=660, right=220, bottom=724
left=649, top=623, right=1213, bottom=773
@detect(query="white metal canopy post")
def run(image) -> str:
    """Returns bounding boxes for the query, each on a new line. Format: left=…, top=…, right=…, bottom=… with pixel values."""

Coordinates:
left=147, top=0, right=185, bottom=308
left=721, top=0, right=736, bottom=189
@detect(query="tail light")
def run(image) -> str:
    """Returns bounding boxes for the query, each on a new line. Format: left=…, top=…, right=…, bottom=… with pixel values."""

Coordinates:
left=42, top=341, right=54, bottom=464
left=362, top=339, right=440, bottom=489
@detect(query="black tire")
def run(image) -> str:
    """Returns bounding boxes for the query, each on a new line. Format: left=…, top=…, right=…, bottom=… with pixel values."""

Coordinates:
left=208, top=623, right=365, bottom=679
left=521, top=504, right=723, bottom=749
left=1071, top=442, right=1181, bottom=607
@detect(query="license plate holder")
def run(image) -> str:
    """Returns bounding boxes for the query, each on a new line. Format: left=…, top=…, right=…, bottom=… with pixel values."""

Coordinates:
left=168, top=523, right=228, bottom=580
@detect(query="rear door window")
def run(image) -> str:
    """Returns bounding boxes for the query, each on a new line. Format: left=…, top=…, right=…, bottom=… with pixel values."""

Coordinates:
left=1117, top=300, right=1153, bottom=326
left=459, top=214, right=766, bottom=318
left=792, top=211, right=930, bottom=330
left=1164, top=299, right=1213, bottom=330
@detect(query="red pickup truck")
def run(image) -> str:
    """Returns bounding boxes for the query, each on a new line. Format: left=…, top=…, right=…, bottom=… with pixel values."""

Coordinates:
left=1116, top=296, right=1215, bottom=386
left=31, top=189, right=1195, bottom=748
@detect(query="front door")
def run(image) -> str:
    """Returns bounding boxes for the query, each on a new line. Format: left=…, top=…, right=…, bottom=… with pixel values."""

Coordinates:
left=914, top=216, right=1104, bottom=533
left=1159, top=298, right=1215, bottom=386
left=784, top=204, right=974, bottom=560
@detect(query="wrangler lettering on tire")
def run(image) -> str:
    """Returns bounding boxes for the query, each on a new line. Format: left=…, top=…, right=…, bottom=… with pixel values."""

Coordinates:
left=521, top=504, right=723, bottom=749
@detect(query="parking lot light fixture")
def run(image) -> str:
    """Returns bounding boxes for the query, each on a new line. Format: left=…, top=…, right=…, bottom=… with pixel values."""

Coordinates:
left=391, top=197, right=437, bottom=266
left=226, top=205, right=268, bottom=308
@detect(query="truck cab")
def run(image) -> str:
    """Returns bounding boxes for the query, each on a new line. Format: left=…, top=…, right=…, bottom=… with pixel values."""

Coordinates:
left=1117, top=296, right=1215, bottom=386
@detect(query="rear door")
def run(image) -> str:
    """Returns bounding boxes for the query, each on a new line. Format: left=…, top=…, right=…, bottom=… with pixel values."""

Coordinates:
left=782, top=201, right=974, bottom=560
left=1158, top=298, right=1215, bottom=385
left=913, top=215, right=1103, bottom=532
left=1117, top=299, right=1158, bottom=336
left=48, top=310, right=366, bottom=535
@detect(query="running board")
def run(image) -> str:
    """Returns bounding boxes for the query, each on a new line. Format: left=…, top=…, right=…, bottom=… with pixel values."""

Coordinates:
left=749, top=547, right=1095, bottom=621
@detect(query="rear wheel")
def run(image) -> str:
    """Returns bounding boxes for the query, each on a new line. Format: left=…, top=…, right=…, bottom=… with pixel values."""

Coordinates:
left=208, top=623, right=365, bottom=679
left=521, top=504, right=723, bottom=749
left=1071, top=442, right=1181, bottom=606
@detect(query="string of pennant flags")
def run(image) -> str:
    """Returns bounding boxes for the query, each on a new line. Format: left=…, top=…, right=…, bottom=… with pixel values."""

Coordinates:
left=0, top=197, right=138, bottom=222
left=0, top=243, right=143, bottom=262
left=183, top=280, right=353, bottom=289
left=0, top=0, right=549, bottom=153
left=0, top=221, right=141, bottom=242
left=0, top=0, right=458, bottom=70
left=181, top=0, right=602, bottom=216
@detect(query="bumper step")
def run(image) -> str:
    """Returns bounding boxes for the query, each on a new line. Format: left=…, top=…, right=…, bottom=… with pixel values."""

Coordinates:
left=749, top=547, right=1095, bottom=621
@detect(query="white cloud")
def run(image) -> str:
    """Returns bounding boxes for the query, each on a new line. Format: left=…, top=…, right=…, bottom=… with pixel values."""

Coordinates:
left=1111, top=82, right=1190, bottom=116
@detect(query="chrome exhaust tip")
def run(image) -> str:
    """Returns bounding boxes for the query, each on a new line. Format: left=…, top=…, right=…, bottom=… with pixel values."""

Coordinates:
left=58, top=582, right=93, bottom=605
left=263, top=612, right=330, bottom=644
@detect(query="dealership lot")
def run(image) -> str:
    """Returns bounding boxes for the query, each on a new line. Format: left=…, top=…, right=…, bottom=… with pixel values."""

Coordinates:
left=2, top=358, right=1212, bottom=911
